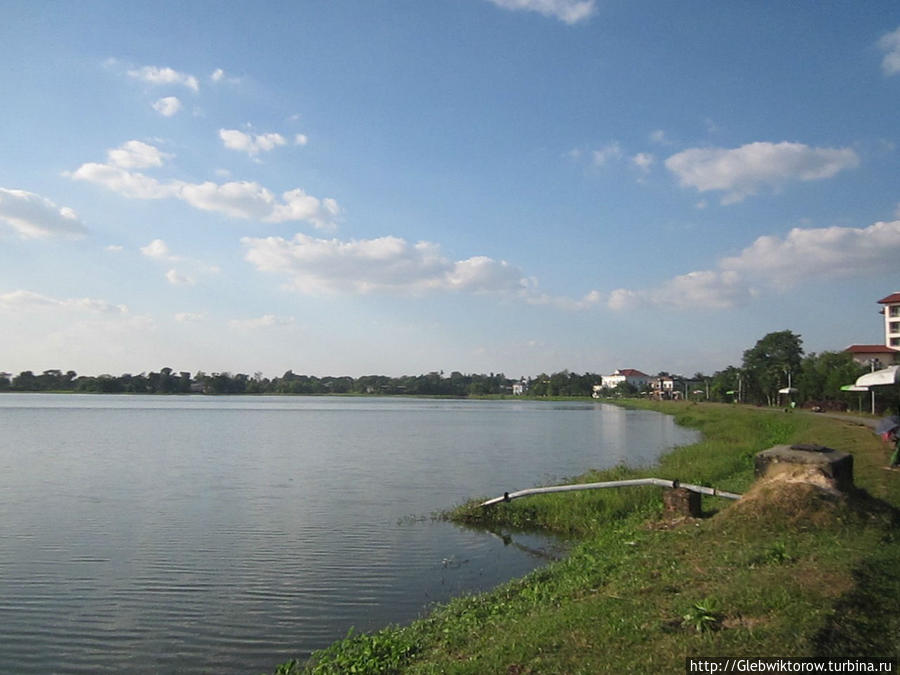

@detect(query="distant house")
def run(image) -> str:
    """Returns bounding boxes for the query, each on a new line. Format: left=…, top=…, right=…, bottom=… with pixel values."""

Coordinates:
left=844, top=292, right=900, bottom=366
left=651, top=376, right=681, bottom=400
left=601, top=368, right=651, bottom=391
left=512, top=378, right=528, bottom=396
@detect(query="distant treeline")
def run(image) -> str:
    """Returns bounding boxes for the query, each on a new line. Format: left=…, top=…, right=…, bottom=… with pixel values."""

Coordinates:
left=0, top=368, right=607, bottom=397
left=0, top=368, right=529, bottom=396
left=1, top=330, right=895, bottom=411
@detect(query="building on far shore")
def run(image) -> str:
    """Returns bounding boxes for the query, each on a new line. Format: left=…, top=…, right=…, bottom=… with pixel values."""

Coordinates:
left=845, top=292, right=900, bottom=366
left=599, top=368, right=651, bottom=391
left=651, top=375, right=681, bottom=400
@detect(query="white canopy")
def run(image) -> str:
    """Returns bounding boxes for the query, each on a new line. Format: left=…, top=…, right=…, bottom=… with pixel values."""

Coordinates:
left=855, top=365, right=900, bottom=388
left=840, top=384, right=868, bottom=392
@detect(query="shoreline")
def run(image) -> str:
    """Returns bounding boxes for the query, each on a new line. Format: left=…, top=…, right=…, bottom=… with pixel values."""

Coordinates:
left=277, top=401, right=900, bottom=673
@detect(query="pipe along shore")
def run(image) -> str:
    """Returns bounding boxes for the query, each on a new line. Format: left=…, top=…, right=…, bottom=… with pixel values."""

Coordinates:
left=481, top=477, right=742, bottom=507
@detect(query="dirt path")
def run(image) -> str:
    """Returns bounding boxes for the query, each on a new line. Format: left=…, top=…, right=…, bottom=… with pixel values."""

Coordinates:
left=805, top=410, right=877, bottom=430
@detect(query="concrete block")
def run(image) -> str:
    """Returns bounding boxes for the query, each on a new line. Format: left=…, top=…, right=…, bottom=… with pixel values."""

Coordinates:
left=754, top=444, right=853, bottom=492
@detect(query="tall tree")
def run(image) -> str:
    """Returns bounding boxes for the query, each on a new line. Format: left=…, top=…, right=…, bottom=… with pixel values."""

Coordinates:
left=742, top=330, right=804, bottom=406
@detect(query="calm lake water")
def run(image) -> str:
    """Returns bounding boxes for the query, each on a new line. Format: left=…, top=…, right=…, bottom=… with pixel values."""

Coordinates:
left=0, top=394, right=698, bottom=674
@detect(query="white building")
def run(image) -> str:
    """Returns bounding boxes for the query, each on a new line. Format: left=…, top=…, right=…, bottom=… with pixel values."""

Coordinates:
left=845, top=293, right=900, bottom=366
left=881, top=292, right=900, bottom=350
left=601, top=369, right=651, bottom=391
left=651, top=376, right=681, bottom=400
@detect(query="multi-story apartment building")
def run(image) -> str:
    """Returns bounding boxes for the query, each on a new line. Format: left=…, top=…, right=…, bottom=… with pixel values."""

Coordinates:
left=881, top=292, right=900, bottom=350
left=845, top=292, right=900, bottom=366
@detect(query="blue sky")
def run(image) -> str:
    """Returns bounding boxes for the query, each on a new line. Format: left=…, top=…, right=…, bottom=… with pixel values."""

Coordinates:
left=2, top=0, right=899, bottom=379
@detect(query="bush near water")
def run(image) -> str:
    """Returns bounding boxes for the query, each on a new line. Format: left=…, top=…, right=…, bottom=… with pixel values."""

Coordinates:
left=276, top=401, right=900, bottom=674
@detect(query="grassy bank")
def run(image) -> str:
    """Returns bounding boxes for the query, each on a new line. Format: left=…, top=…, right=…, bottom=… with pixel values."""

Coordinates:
left=274, top=402, right=900, bottom=674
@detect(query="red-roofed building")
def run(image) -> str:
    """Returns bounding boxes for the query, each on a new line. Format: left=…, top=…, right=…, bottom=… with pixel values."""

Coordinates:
left=845, top=344, right=899, bottom=366
left=844, top=293, right=900, bottom=365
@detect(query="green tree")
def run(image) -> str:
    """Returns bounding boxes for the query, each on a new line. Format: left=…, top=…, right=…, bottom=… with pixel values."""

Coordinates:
left=797, top=351, right=866, bottom=408
left=709, top=366, right=743, bottom=403
left=742, top=330, right=804, bottom=406
left=614, top=380, right=638, bottom=397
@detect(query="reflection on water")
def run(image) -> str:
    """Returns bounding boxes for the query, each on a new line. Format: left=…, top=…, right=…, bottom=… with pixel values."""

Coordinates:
left=0, top=394, right=697, bottom=674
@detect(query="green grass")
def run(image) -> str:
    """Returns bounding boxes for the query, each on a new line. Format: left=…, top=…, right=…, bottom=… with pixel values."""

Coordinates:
left=272, top=402, right=900, bottom=674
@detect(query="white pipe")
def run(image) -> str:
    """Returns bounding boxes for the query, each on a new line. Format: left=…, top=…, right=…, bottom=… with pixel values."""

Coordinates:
left=480, top=478, right=742, bottom=507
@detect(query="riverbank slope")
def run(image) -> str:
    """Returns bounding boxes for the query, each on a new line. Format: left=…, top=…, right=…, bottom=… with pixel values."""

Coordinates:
left=275, top=401, right=900, bottom=674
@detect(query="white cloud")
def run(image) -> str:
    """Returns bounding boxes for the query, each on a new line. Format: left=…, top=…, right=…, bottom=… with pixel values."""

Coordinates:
left=269, top=190, right=341, bottom=229
left=0, top=188, right=87, bottom=239
left=592, top=142, right=622, bottom=166
left=107, top=140, right=172, bottom=169
left=242, top=233, right=533, bottom=296
left=607, top=219, right=900, bottom=311
left=523, top=288, right=603, bottom=311
left=878, top=25, right=900, bottom=75
left=0, top=289, right=127, bottom=314
left=177, top=180, right=281, bottom=219
left=152, top=96, right=183, bottom=117
left=177, top=182, right=340, bottom=228
left=719, top=220, right=900, bottom=284
left=71, top=162, right=173, bottom=199
left=608, top=270, right=752, bottom=311
left=210, top=68, right=240, bottom=84
left=632, top=152, right=655, bottom=173
left=0, top=290, right=154, bottom=374
left=140, top=238, right=177, bottom=261
left=127, top=65, right=199, bottom=91
left=295, top=134, right=309, bottom=146
left=649, top=129, right=669, bottom=145
left=175, top=311, right=206, bottom=322
left=228, top=314, right=295, bottom=330
left=105, top=244, right=124, bottom=252
left=486, top=0, right=596, bottom=24
left=70, top=142, right=340, bottom=229
left=219, top=129, right=287, bottom=156
left=165, top=269, right=195, bottom=286
left=665, top=141, right=859, bottom=204
left=447, top=256, right=535, bottom=293
left=140, top=239, right=218, bottom=286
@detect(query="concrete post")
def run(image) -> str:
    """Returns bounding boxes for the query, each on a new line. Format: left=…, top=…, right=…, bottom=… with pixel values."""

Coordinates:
left=663, top=487, right=702, bottom=517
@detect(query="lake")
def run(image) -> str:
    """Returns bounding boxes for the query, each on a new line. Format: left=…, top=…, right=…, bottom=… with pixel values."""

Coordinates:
left=0, top=394, right=698, bottom=673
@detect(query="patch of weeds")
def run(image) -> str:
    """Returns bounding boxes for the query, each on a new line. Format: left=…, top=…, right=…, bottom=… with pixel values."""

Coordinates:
left=302, top=627, right=418, bottom=675
left=749, top=541, right=793, bottom=567
left=682, top=597, right=724, bottom=633
left=272, top=660, right=301, bottom=675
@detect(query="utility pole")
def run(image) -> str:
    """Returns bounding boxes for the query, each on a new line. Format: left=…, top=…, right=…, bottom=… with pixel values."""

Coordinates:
left=868, top=358, right=881, bottom=415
